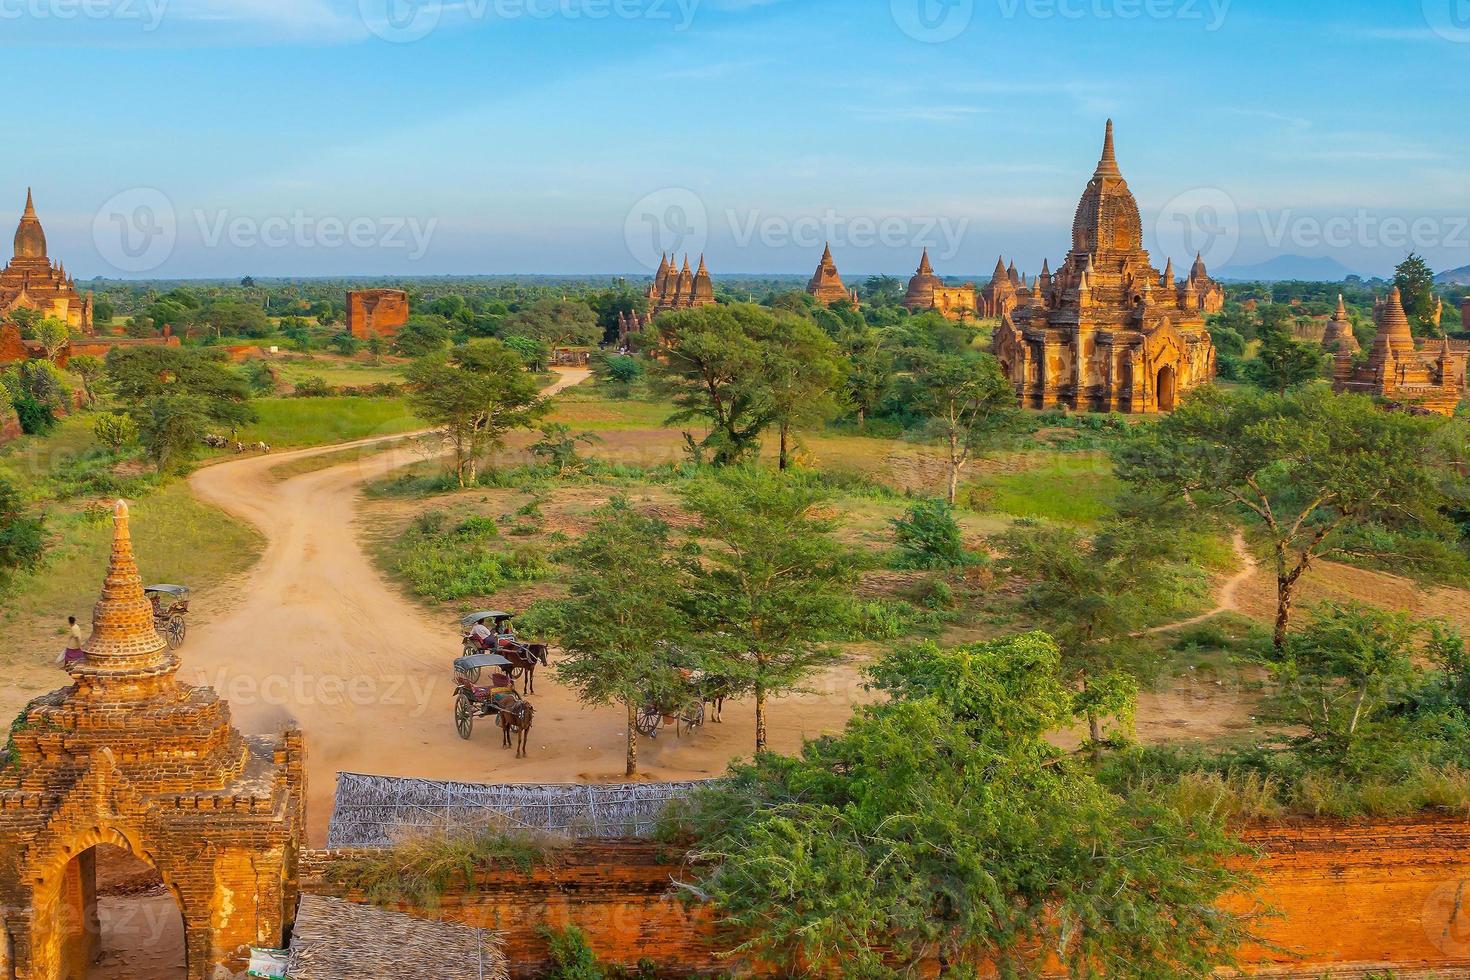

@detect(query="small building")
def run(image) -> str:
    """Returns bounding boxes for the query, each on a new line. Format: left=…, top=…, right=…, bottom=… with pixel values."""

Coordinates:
left=806, top=243, right=859, bottom=307
left=347, top=288, right=410, bottom=340
left=0, top=501, right=305, bottom=979
left=1332, top=286, right=1463, bottom=416
left=902, top=249, right=977, bottom=320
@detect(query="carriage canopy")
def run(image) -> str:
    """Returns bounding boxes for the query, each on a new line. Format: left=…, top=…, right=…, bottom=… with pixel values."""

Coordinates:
left=460, top=611, right=514, bottom=630
left=145, top=584, right=190, bottom=598
left=454, top=653, right=514, bottom=674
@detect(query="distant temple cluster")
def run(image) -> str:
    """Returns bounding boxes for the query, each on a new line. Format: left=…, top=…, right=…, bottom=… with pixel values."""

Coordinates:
left=990, top=122, right=1218, bottom=413
left=902, top=250, right=978, bottom=320
left=1331, top=286, right=1465, bottom=415
left=0, top=190, right=92, bottom=333
left=619, top=252, right=717, bottom=344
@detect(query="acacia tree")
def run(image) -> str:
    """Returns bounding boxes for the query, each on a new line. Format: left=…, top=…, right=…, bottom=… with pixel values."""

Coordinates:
left=405, top=340, right=547, bottom=487
left=69, top=354, right=104, bottom=406
left=841, top=328, right=894, bottom=430
left=532, top=501, right=691, bottom=776
left=909, top=351, right=1022, bottom=504
left=1395, top=252, right=1440, bottom=335
left=31, top=318, right=71, bottom=365
left=681, top=467, right=858, bottom=753
left=997, top=519, right=1206, bottom=752
left=758, top=315, right=845, bottom=470
left=1245, top=324, right=1327, bottom=393
left=675, top=633, right=1251, bottom=977
left=647, top=304, right=774, bottom=465
left=1117, top=385, right=1469, bottom=649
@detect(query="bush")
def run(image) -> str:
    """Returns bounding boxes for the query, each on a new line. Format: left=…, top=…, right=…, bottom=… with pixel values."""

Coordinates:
left=890, top=498, right=974, bottom=569
left=392, top=509, right=549, bottom=601
left=11, top=394, right=56, bottom=435
left=291, top=376, right=336, bottom=398
left=93, top=413, right=137, bottom=451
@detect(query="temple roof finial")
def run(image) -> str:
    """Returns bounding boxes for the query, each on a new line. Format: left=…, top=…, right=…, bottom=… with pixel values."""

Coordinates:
left=1095, top=119, right=1121, bottom=178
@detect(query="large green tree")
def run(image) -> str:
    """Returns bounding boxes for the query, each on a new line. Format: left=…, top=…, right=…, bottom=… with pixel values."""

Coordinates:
left=502, top=298, right=601, bottom=348
left=1395, top=252, right=1440, bottom=336
left=1117, top=386, right=1469, bottom=649
left=104, top=346, right=255, bottom=434
left=1245, top=324, right=1327, bottom=393
left=997, top=519, right=1206, bottom=751
left=907, top=351, right=1022, bottom=504
left=680, top=467, right=858, bottom=752
left=758, top=315, right=846, bottom=470
left=533, top=500, right=692, bottom=776
left=405, top=340, right=547, bottom=487
left=675, top=633, right=1251, bottom=978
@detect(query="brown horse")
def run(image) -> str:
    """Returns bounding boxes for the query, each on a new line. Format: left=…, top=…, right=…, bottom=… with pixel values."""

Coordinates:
left=499, top=699, right=535, bottom=758
left=501, top=641, right=550, bottom=695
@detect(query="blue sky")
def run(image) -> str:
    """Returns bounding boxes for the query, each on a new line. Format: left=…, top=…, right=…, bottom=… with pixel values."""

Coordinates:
left=7, top=0, right=1468, bottom=279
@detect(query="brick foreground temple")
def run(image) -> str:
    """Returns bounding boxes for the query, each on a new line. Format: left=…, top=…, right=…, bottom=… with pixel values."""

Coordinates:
left=1332, top=285, right=1465, bottom=415
left=992, top=121, right=1217, bottom=413
left=0, top=502, right=304, bottom=979
left=0, top=190, right=92, bottom=333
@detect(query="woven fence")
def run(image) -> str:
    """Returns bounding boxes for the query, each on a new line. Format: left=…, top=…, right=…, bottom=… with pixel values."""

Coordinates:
left=327, top=772, right=716, bottom=848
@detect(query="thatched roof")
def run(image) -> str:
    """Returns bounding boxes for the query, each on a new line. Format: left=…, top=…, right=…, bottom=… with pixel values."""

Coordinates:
left=328, top=772, right=714, bottom=848
left=287, top=895, right=507, bottom=979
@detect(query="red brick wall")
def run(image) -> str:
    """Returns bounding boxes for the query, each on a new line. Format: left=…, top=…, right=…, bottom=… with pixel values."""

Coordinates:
left=305, top=815, right=1470, bottom=978
left=347, top=289, right=409, bottom=340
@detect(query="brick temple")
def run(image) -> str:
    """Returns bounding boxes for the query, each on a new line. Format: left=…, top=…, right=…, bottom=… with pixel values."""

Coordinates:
left=901, top=249, right=978, bottom=320
left=806, top=243, right=859, bottom=307
left=647, top=253, right=715, bottom=315
left=347, top=287, right=409, bottom=340
left=1332, top=286, right=1464, bottom=415
left=0, top=189, right=93, bottom=333
left=0, top=501, right=305, bottom=979
left=991, top=121, right=1217, bottom=413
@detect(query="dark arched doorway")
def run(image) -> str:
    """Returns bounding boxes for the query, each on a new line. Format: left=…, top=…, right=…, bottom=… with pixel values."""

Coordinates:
left=1156, top=364, right=1178, bottom=412
left=46, top=844, right=188, bottom=980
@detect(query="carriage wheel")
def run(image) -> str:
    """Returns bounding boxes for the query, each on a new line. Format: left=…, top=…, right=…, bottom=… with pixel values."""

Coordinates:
left=635, top=706, right=662, bottom=739
left=165, top=617, right=186, bottom=650
left=683, top=701, right=706, bottom=732
left=462, top=640, right=477, bottom=658
left=457, top=661, right=482, bottom=683
left=454, top=695, right=474, bottom=740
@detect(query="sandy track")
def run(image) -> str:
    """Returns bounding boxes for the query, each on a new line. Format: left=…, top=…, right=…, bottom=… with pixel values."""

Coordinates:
left=184, top=370, right=868, bottom=844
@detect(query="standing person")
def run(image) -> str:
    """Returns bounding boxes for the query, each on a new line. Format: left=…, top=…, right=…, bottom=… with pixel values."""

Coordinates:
left=56, top=615, right=84, bottom=669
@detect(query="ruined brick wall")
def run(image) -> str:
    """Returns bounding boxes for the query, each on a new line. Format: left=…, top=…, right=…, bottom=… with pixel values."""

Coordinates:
left=347, top=289, right=409, bottom=340
left=306, top=815, right=1470, bottom=978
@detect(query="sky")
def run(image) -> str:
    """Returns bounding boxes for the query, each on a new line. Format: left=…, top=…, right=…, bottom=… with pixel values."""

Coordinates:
left=5, top=0, right=1468, bottom=279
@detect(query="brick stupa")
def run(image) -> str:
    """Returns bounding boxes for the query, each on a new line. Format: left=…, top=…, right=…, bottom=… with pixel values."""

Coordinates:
left=0, top=501, right=305, bottom=979
left=806, top=243, right=859, bottom=307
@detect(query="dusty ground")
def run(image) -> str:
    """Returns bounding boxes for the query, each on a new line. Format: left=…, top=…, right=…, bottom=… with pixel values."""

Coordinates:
left=87, top=846, right=184, bottom=979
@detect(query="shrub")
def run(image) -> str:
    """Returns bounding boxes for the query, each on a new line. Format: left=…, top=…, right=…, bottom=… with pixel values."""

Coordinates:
left=291, top=376, right=336, bottom=398
left=11, top=394, right=56, bottom=435
left=93, top=413, right=137, bottom=451
left=890, top=498, right=974, bottom=569
left=392, top=510, right=549, bottom=601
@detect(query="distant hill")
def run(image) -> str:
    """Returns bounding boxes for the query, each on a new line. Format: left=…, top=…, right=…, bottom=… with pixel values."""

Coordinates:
left=1217, top=255, right=1364, bottom=282
left=1435, top=265, right=1470, bottom=286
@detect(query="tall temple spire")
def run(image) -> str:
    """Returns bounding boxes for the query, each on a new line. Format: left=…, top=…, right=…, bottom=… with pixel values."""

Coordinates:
left=1162, top=257, right=1175, bottom=286
left=1095, top=119, right=1121, bottom=178
left=81, top=501, right=170, bottom=672
left=992, top=255, right=1007, bottom=282
left=13, top=187, right=47, bottom=260
left=1376, top=286, right=1418, bottom=358
left=23, top=187, right=35, bottom=218
left=917, top=248, right=933, bottom=276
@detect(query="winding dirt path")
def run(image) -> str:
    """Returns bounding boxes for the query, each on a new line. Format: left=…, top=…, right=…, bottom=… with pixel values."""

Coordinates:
left=184, top=369, right=867, bottom=844
left=1144, top=532, right=1256, bottom=635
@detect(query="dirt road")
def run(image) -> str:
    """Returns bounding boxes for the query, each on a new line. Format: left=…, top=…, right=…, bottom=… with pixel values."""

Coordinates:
left=185, top=369, right=868, bottom=844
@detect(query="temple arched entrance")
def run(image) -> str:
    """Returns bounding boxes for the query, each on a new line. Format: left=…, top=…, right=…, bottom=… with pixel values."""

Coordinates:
left=1156, top=364, right=1177, bottom=412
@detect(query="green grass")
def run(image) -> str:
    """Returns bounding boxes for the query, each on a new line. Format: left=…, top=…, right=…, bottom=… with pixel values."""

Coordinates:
left=547, top=391, right=678, bottom=431
left=0, top=415, right=99, bottom=499
left=0, top=481, right=263, bottom=672
left=268, top=356, right=407, bottom=388
left=236, top=397, right=422, bottom=447
left=970, top=454, right=1120, bottom=525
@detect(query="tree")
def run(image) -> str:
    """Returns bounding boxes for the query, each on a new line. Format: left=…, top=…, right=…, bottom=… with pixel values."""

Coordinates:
left=405, top=341, right=548, bottom=487
left=1395, top=252, right=1439, bottom=336
left=1116, top=385, right=1468, bottom=649
left=31, top=318, right=71, bottom=364
left=908, top=351, right=1022, bottom=504
left=136, top=393, right=210, bottom=472
left=1245, top=323, right=1326, bottom=393
left=536, top=501, right=691, bottom=776
left=527, top=423, right=601, bottom=475
left=0, top=477, right=45, bottom=591
left=329, top=331, right=360, bottom=357
left=1266, top=603, right=1422, bottom=760
left=842, top=328, right=894, bottom=429
left=69, top=354, right=104, bottom=406
left=393, top=317, right=452, bottom=358
left=105, top=346, right=255, bottom=434
left=997, top=519, right=1205, bottom=751
left=198, top=298, right=270, bottom=340
left=861, top=274, right=904, bottom=307
left=502, top=298, right=601, bottom=348
left=647, top=304, right=775, bottom=466
left=92, top=412, right=137, bottom=452
left=675, top=633, right=1251, bottom=978
left=758, top=315, right=845, bottom=469
left=502, top=334, right=551, bottom=372
left=680, top=467, right=858, bottom=752
left=890, top=498, right=972, bottom=570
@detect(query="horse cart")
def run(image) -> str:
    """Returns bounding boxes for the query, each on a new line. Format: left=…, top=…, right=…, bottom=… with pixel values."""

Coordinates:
left=145, top=584, right=190, bottom=650
left=635, top=669, right=710, bottom=739
left=453, top=653, right=536, bottom=757
left=459, top=611, right=550, bottom=693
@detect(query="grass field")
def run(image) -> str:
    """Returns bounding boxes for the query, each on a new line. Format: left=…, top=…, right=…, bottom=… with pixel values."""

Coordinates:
left=268, top=355, right=407, bottom=388
left=237, top=397, right=423, bottom=447
left=971, top=454, right=1121, bottom=525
